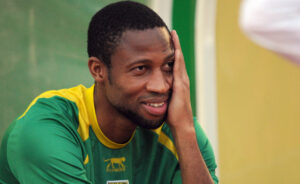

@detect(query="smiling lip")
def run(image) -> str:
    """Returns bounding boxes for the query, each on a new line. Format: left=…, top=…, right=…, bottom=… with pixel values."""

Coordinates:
left=142, top=101, right=168, bottom=116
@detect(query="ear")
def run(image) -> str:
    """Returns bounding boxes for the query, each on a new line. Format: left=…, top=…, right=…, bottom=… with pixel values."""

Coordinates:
left=88, top=57, right=107, bottom=83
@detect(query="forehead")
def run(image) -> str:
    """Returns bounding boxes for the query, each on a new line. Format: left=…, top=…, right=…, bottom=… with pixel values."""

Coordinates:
left=110, top=27, right=173, bottom=65
left=118, top=27, right=171, bottom=50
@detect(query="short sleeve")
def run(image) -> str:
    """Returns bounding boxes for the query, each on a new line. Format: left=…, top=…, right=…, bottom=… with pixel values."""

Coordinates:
left=194, top=119, right=219, bottom=184
left=170, top=119, right=219, bottom=184
left=6, top=103, right=91, bottom=184
left=171, top=169, right=182, bottom=184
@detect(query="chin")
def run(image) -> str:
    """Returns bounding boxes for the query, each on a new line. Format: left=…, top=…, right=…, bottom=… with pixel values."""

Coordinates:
left=112, top=103, right=167, bottom=129
left=134, top=115, right=166, bottom=129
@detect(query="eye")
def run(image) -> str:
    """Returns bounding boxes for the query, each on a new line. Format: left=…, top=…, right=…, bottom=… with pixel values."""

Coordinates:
left=163, top=61, right=174, bottom=73
left=167, top=61, right=174, bottom=68
left=131, top=65, right=147, bottom=75
left=136, top=65, right=145, bottom=71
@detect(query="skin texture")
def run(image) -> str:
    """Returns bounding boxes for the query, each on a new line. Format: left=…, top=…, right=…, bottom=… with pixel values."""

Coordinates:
left=89, top=27, right=173, bottom=143
left=88, top=27, right=213, bottom=183
left=169, top=30, right=214, bottom=184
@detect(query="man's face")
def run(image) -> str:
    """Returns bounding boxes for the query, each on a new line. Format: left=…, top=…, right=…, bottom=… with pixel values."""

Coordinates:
left=104, top=27, right=174, bottom=129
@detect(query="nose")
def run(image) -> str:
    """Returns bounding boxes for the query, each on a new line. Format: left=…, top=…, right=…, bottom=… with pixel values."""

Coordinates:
left=146, top=70, right=172, bottom=94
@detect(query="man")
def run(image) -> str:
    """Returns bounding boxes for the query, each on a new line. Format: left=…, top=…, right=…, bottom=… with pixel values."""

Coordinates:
left=240, top=0, right=300, bottom=65
left=0, top=1, right=218, bottom=184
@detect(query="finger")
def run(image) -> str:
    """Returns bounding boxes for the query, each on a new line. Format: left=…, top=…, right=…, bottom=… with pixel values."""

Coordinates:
left=171, top=30, right=187, bottom=75
left=171, top=30, right=182, bottom=51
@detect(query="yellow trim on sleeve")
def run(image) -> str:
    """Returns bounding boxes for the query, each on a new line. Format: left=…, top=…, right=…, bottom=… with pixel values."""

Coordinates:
left=152, top=125, right=178, bottom=160
left=18, top=84, right=136, bottom=149
left=83, top=155, right=89, bottom=165
left=18, top=85, right=92, bottom=141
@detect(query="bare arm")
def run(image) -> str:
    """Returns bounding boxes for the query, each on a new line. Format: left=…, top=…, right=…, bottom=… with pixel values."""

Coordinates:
left=167, top=30, right=214, bottom=184
left=239, top=0, right=300, bottom=65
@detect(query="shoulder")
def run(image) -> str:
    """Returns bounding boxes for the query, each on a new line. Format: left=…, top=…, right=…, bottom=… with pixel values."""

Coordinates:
left=152, top=119, right=213, bottom=160
left=162, top=119, right=218, bottom=181
left=2, top=85, right=92, bottom=182
left=160, top=118, right=209, bottom=148
left=6, top=103, right=87, bottom=182
left=17, top=85, right=90, bottom=128
left=6, top=85, right=89, bottom=170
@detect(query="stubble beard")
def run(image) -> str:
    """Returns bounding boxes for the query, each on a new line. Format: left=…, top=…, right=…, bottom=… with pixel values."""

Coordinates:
left=105, top=72, right=168, bottom=129
left=112, top=103, right=167, bottom=129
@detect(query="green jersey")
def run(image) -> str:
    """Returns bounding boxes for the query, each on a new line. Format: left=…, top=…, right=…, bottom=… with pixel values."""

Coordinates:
left=0, top=85, right=218, bottom=184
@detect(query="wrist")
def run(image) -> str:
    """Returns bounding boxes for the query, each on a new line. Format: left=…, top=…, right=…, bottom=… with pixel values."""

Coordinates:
left=168, top=115, right=194, bottom=131
left=169, top=120, right=196, bottom=141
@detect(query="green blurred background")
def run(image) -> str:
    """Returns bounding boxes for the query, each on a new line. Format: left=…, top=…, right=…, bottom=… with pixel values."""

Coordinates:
left=0, top=0, right=149, bottom=142
left=0, top=0, right=199, bottom=144
left=2, top=0, right=300, bottom=183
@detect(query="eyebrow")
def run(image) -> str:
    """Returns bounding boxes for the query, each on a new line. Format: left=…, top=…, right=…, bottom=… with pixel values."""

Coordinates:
left=127, top=52, right=175, bottom=68
left=164, top=52, right=175, bottom=62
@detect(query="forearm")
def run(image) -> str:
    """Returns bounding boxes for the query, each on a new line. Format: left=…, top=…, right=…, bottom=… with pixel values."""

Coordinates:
left=168, top=30, right=215, bottom=183
left=171, top=122, right=214, bottom=184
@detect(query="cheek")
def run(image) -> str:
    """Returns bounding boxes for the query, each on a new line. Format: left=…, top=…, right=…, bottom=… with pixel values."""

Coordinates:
left=120, top=73, right=147, bottom=89
left=166, top=74, right=173, bottom=88
left=113, top=78, right=146, bottom=100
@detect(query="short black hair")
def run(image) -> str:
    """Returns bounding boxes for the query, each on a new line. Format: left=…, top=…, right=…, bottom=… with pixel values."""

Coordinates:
left=87, top=1, right=168, bottom=67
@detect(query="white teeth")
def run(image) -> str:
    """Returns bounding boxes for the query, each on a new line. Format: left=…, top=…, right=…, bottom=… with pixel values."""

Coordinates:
left=147, top=102, right=164, bottom=107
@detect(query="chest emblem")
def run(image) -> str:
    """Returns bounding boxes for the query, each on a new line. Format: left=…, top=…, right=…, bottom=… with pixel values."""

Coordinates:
left=104, top=157, right=126, bottom=172
left=107, top=180, right=129, bottom=184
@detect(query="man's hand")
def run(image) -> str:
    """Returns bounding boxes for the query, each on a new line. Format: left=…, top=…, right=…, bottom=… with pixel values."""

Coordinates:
left=167, top=30, right=194, bottom=130
left=167, top=30, right=214, bottom=184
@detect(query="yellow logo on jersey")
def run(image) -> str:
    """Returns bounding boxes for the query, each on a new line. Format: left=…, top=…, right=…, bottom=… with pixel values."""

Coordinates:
left=104, top=157, right=126, bottom=172
left=107, top=180, right=129, bottom=184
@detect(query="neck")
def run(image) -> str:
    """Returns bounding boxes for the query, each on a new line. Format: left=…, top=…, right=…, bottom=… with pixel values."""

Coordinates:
left=93, top=84, right=136, bottom=144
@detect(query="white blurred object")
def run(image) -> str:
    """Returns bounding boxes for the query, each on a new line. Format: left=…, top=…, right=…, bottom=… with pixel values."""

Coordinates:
left=239, top=0, right=300, bottom=65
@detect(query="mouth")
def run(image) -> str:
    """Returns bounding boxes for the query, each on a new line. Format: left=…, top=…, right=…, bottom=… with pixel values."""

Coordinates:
left=142, top=101, right=168, bottom=117
left=145, top=102, right=165, bottom=107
